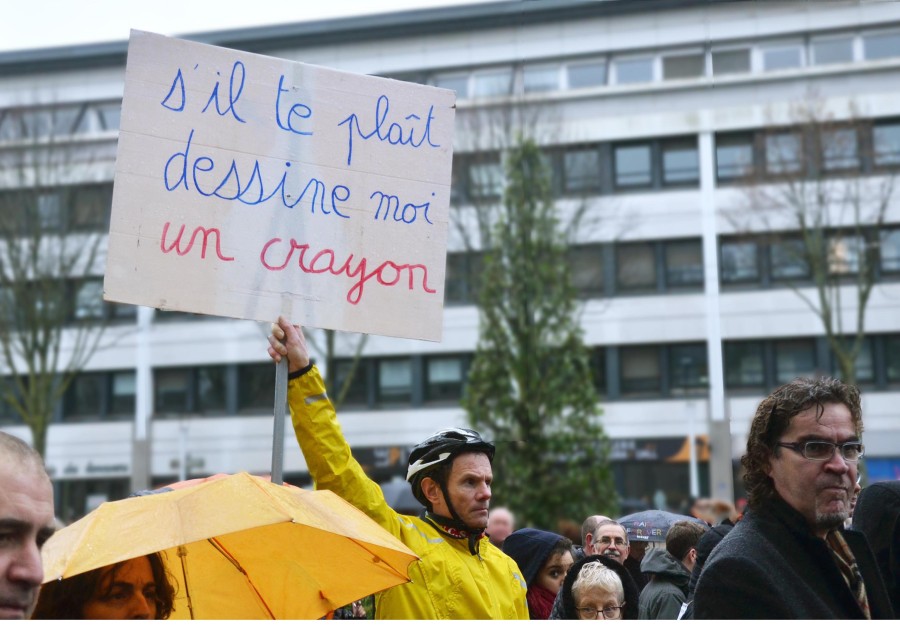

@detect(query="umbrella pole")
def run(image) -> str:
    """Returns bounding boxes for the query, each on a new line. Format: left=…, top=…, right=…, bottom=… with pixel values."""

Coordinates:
left=178, top=545, right=195, bottom=619
left=271, top=359, right=288, bottom=485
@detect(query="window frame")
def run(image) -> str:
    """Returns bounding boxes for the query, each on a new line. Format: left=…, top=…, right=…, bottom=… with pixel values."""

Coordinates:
left=611, top=54, right=656, bottom=85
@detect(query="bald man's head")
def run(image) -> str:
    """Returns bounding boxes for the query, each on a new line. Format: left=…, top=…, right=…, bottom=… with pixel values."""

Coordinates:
left=581, top=514, right=610, bottom=548
left=0, top=432, right=55, bottom=620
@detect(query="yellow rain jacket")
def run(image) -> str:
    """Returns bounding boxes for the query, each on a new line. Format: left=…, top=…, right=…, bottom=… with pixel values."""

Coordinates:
left=289, top=365, right=529, bottom=620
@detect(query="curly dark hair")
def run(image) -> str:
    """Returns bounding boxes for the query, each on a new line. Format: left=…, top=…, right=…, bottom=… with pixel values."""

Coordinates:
left=31, top=552, right=176, bottom=619
left=742, top=376, right=862, bottom=510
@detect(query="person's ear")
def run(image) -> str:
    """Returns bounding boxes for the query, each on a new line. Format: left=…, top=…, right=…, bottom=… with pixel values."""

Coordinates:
left=421, top=476, right=441, bottom=505
left=585, top=533, right=593, bottom=550
left=687, top=548, right=697, bottom=564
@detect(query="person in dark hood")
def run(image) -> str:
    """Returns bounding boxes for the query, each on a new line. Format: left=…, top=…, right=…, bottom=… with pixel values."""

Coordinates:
left=549, top=554, right=640, bottom=620
left=678, top=519, right=735, bottom=619
left=853, top=481, right=900, bottom=616
left=638, top=520, right=707, bottom=619
left=502, top=528, right=574, bottom=619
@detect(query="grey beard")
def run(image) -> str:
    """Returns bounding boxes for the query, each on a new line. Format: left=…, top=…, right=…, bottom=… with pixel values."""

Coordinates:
left=816, top=510, right=848, bottom=530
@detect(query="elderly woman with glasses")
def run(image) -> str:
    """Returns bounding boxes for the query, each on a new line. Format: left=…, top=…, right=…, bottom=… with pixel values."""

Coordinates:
left=549, top=554, right=640, bottom=620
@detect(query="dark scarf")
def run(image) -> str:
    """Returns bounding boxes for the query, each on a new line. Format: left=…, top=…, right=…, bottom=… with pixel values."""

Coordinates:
left=527, top=584, right=557, bottom=620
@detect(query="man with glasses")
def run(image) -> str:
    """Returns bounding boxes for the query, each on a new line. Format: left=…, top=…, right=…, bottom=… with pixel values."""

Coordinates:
left=694, top=377, right=894, bottom=619
left=588, top=520, right=630, bottom=565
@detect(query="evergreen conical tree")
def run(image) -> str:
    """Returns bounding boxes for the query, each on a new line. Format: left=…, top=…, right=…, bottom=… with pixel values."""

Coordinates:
left=463, top=137, right=617, bottom=530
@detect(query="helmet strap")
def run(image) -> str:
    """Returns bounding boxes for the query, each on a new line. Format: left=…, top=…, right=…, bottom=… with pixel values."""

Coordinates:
left=434, top=475, right=485, bottom=556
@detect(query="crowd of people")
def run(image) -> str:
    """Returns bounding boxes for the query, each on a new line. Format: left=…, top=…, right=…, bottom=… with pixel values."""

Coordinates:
left=0, top=316, right=897, bottom=619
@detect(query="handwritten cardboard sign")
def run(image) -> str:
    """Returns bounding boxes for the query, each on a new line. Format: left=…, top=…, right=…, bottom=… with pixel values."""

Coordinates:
left=104, top=30, right=456, bottom=341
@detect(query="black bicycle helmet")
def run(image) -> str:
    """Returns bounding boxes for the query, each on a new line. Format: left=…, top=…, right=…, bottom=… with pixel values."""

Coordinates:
left=406, top=428, right=495, bottom=508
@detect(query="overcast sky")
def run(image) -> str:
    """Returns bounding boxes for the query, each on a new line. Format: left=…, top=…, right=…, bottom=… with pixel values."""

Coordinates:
left=0, top=0, right=496, bottom=53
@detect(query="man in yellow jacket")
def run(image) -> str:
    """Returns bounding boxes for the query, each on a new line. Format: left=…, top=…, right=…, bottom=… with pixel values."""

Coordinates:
left=268, top=317, right=528, bottom=620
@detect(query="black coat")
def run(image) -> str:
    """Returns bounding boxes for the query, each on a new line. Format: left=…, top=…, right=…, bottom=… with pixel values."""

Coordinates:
left=853, top=480, right=900, bottom=616
left=694, top=495, right=894, bottom=619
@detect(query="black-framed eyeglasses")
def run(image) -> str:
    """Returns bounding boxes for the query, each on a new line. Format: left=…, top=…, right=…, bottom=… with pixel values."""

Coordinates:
left=575, top=605, right=625, bottom=620
left=776, top=440, right=864, bottom=462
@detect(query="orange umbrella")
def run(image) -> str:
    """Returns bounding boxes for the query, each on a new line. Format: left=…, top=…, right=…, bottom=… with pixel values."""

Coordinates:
left=41, top=472, right=417, bottom=619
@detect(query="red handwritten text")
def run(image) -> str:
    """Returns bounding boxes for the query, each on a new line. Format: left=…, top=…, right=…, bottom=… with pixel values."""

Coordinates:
left=160, top=222, right=235, bottom=261
left=260, top=237, right=435, bottom=305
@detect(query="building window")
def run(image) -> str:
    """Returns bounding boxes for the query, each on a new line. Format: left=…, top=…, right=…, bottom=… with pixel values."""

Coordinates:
left=661, top=138, right=699, bottom=185
left=716, top=134, right=755, bottom=181
left=765, top=132, right=803, bottom=175
left=445, top=253, right=468, bottom=304
left=664, top=240, right=703, bottom=288
left=433, top=73, right=469, bottom=98
left=445, top=251, right=482, bottom=304
left=873, top=121, right=900, bottom=167
left=620, top=346, right=661, bottom=395
left=616, top=242, right=656, bottom=292
left=712, top=48, right=751, bottom=75
left=37, top=192, right=63, bottom=232
left=196, top=366, right=227, bottom=413
left=523, top=63, right=560, bottom=93
left=863, top=30, right=900, bottom=61
left=669, top=344, right=708, bottom=394
left=770, top=237, right=810, bottom=281
left=425, top=356, right=467, bottom=402
left=109, top=372, right=135, bottom=416
left=332, top=358, right=368, bottom=406
left=724, top=341, right=765, bottom=389
left=613, top=143, right=652, bottom=188
left=762, top=43, right=804, bottom=71
left=821, top=128, right=859, bottom=171
left=774, top=339, right=817, bottom=383
left=155, top=369, right=190, bottom=414
left=721, top=240, right=760, bottom=284
left=73, top=279, right=104, bottom=321
left=377, top=358, right=412, bottom=405
left=467, top=157, right=504, bottom=200
left=0, top=105, right=84, bottom=142
left=887, top=335, right=900, bottom=383
left=662, top=52, right=705, bottom=80
left=472, top=68, right=513, bottom=98
left=237, top=363, right=272, bottom=412
left=64, top=371, right=135, bottom=420
left=71, top=185, right=111, bottom=231
left=827, top=234, right=864, bottom=275
left=831, top=338, right=874, bottom=383
left=64, top=373, right=104, bottom=419
left=0, top=379, right=21, bottom=426
left=591, top=347, right=607, bottom=395
left=811, top=36, right=854, bottom=65
left=562, top=147, right=602, bottom=193
left=94, top=102, right=121, bottom=131
left=880, top=227, right=900, bottom=273
left=567, top=59, right=607, bottom=89
left=108, top=300, right=138, bottom=322
left=155, top=366, right=227, bottom=415
left=568, top=245, right=604, bottom=298
left=613, top=56, right=654, bottom=84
